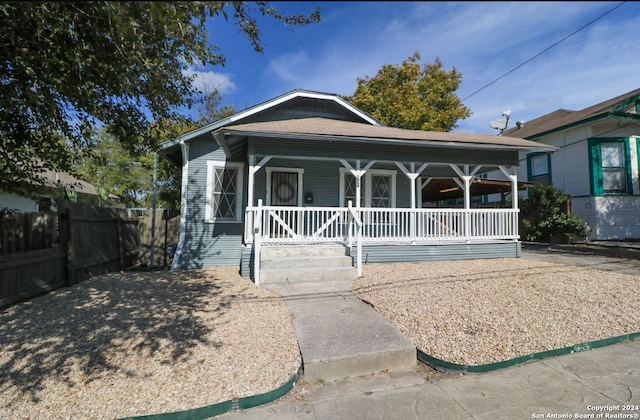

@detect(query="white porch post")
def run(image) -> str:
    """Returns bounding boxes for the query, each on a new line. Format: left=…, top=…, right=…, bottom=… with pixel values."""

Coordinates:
left=248, top=155, right=272, bottom=208
left=396, top=162, right=429, bottom=240
left=500, top=165, right=519, bottom=239
left=340, top=159, right=376, bottom=208
left=253, top=199, right=263, bottom=286
left=450, top=164, right=482, bottom=241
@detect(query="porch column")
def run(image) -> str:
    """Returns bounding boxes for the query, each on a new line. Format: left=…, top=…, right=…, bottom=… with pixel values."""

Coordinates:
left=395, top=162, right=429, bottom=209
left=450, top=164, right=482, bottom=241
left=450, top=165, right=482, bottom=209
left=396, top=162, right=429, bottom=240
left=500, top=165, right=519, bottom=239
left=248, top=155, right=272, bottom=208
left=340, top=159, right=376, bottom=208
left=499, top=166, right=518, bottom=210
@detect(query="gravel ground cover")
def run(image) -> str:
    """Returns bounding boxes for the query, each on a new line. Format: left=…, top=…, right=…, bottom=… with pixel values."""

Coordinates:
left=0, top=267, right=300, bottom=420
left=354, top=258, right=640, bottom=366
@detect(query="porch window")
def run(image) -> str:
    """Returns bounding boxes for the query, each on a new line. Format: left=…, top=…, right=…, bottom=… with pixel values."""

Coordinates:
left=527, top=153, right=551, bottom=184
left=340, top=171, right=364, bottom=207
left=339, top=169, right=396, bottom=207
left=589, top=138, right=631, bottom=195
left=205, top=161, right=244, bottom=223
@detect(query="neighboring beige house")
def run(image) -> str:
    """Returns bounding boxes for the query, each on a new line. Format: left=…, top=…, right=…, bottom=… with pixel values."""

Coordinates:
left=501, top=88, right=640, bottom=240
left=0, top=168, right=119, bottom=212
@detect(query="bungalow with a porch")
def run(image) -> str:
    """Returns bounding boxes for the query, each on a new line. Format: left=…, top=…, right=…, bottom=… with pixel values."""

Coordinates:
left=160, top=89, right=553, bottom=284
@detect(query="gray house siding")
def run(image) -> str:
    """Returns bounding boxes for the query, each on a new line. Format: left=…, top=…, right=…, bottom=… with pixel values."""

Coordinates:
left=179, top=135, right=248, bottom=269
left=252, top=159, right=413, bottom=208
left=356, top=242, right=520, bottom=265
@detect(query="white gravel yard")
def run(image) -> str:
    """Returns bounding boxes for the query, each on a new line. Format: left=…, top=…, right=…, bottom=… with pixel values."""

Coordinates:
left=0, top=267, right=300, bottom=420
left=353, top=258, right=640, bottom=366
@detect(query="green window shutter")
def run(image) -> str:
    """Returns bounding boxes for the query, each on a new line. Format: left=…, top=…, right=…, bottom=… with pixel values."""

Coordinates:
left=589, top=139, right=603, bottom=196
left=589, top=137, right=631, bottom=196
left=624, top=138, right=633, bottom=196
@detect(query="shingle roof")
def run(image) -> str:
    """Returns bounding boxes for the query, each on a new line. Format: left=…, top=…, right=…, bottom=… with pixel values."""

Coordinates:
left=220, top=117, right=550, bottom=151
left=504, top=88, right=640, bottom=139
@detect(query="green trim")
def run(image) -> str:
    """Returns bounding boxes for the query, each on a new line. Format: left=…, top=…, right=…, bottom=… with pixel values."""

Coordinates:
left=611, top=93, right=640, bottom=114
left=121, top=364, right=302, bottom=420
left=588, top=137, right=632, bottom=196
left=418, top=332, right=640, bottom=374
left=526, top=152, right=552, bottom=184
left=525, top=114, right=608, bottom=140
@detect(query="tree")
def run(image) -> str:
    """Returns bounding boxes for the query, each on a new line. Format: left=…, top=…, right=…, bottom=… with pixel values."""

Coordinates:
left=344, top=51, right=471, bottom=131
left=199, top=88, right=236, bottom=125
left=0, top=1, right=321, bottom=195
left=74, top=129, right=152, bottom=208
left=520, top=183, right=588, bottom=243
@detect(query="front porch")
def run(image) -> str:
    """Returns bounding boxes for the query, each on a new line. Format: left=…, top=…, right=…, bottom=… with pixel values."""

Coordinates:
left=243, top=203, right=520, bottom=284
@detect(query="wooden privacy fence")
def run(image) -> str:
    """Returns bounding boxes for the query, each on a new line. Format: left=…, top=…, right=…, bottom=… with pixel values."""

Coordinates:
left=137, top=209, right=180, bottom=267
left=0, top=200, right=140, bottom=308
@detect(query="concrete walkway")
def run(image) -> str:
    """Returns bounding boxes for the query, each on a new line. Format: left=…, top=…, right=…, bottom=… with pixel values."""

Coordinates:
left=220, top=248, right=640, bottom=419
left=263, top=279, right=416, bottom=382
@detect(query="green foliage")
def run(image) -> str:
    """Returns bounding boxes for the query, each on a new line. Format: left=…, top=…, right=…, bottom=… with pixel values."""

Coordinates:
left=199, top=89, right=236, bottom=125
left=520, top=183, right=587, bottom=243
left=0, top=1, right=320, bottom=195
left=343, top=51, right=472, bottom=131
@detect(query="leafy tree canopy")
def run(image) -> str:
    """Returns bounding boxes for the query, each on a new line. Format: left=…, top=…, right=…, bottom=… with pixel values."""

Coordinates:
left=344, top=51, right=471, bottom=131
left=0, top=1, right=320, bottom=195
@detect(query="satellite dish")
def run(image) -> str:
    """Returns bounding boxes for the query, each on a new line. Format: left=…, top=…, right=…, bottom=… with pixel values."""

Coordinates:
left=489, top=116, right=508, bottom=130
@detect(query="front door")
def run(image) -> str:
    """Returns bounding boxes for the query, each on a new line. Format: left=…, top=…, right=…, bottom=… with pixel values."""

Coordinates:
left=270, top=171, right=299, bottom=206
left=267, top=170, right=302, bottom=239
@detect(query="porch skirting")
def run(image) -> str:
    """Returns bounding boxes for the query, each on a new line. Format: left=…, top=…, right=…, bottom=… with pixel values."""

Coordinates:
left=240, top=241, right=521, bottom=279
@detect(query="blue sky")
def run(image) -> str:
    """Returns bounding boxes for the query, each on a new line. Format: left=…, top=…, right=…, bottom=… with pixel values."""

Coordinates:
left=184, top=1, right=639, bottom=135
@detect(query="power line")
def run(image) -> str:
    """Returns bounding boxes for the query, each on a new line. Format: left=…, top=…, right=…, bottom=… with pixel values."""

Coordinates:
left=462, top=1, right=627, bottom=102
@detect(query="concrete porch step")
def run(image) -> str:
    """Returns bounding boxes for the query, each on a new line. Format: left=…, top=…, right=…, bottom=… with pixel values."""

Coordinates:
left=261, top=255, right=353, bottom=270
left=259, top=244, right=356, bottom=284
left=260, top=266, right=357, bottom=283
left=261, top=244, right=349, bottom=258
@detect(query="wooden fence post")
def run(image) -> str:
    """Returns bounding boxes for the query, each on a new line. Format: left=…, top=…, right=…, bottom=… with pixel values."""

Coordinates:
left=64, top=208, right=75, bottom=286
left=116, top=218, right=124, bottom=271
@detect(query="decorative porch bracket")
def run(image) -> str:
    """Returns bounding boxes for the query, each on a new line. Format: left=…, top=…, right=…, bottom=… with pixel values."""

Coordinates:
left=450, top=164, right=482, bottom=242
left=339, top=159, right=376, bottom=207
left=395, top=162, right=429, bottom=209
left=248, top=155, right=272, bottom=208
left=396, top=162, right=429, bottom=241
left=449, top=164, right=482, bottom=209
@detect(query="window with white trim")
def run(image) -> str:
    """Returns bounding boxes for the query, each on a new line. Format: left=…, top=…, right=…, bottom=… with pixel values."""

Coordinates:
left=601, top=142, right=627, bottom=193
left=206, top=161, right=244, bottom=222
left=339, top=168, right=396, bottom=207
left=589, top=138, right=631, bottom=195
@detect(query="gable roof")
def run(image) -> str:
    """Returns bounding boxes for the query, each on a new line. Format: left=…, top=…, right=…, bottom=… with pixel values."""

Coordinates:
left=215, top=117, right=553, bottom=154
left=160, top=89, right=381, bottom=152
left=504, top=88, right=640, bottom=139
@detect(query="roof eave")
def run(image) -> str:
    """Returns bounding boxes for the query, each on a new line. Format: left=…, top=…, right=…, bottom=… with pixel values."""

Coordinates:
left=217, top=129, right=557, bottom=153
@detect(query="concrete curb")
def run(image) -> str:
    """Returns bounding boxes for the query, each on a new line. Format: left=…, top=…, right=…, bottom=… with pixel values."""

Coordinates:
left=120, top=364, right=302, bottom=420
left=418, top=332, right=640, bottom=374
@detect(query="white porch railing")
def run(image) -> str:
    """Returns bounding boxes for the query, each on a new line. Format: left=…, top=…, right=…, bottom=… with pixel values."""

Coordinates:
left=246, top=201, right=519, bottom=282
left=245, top=205, right=519, bottom=244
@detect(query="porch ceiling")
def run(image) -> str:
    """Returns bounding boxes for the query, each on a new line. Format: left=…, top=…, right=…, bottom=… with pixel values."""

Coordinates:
left=422, top=178, right=532, bottom=202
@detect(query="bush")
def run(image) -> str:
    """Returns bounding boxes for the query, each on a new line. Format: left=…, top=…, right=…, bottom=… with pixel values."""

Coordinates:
left=520, top=183, right=587, bottom=243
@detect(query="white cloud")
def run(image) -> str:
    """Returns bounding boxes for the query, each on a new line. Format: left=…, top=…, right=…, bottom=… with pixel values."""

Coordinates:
left=182, top=66, right=236, bottom=95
